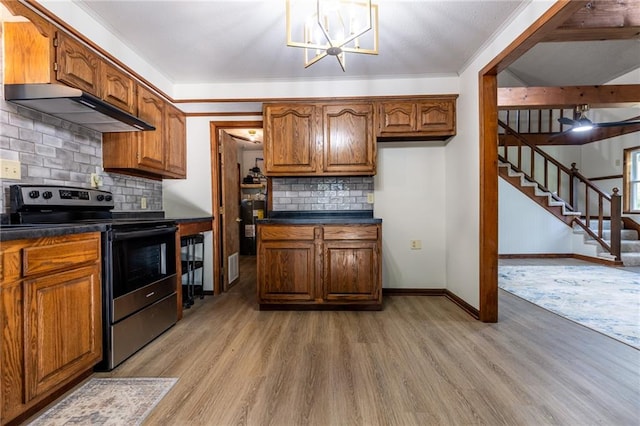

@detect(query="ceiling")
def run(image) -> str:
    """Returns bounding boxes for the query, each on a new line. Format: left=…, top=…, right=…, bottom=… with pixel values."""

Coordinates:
left=63, top=0, right=634, bottom=89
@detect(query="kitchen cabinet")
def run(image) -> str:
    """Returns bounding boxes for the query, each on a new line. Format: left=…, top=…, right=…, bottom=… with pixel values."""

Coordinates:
left=103, top=85, right=187, bottom=179
left=257, top=223, right=382, bottom=308
left=376, top=96, right=457, bottom=140
left=0, top=232, right=102, bottom=424
left=263, top=102, right=376, bottom=176
left=3, top=22, right=136, bottom=114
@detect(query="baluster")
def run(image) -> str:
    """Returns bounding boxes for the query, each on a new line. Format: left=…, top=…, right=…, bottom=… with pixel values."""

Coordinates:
left=538, top=109, right=542, bottom=133
left=544, top=160, right=548, bottom=190
left=598, top=195, right=604, bottom=238
left=611, top=188, right=622, bottom=261
left=585, top=188, right=590, bottom=227
left=570, top=163, right=578, bottom=211
left=516, top=110, right=520, bottom=134
left=527, top=110, right=531, bottom=134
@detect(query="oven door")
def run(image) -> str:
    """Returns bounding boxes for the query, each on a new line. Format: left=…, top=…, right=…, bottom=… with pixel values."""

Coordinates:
left=110, top=225, right=177, bottom=322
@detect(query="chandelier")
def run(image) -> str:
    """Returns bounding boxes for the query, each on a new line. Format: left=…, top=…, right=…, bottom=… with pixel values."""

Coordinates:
left=286, top=0, right=379, bottom=71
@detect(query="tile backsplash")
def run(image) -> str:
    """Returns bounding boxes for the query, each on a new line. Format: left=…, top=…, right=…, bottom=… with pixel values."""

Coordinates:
left=0, top=98, right=163, bottom=214
left=271, top=176, right=374, bottom=211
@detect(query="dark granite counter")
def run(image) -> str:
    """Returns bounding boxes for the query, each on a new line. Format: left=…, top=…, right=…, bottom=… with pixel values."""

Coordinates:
left=0, top=223, right=109, bottom=242
left=257, top=210, right=382, bottom=225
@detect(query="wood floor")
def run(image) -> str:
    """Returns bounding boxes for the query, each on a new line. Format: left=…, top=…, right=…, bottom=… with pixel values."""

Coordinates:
left=91, top=256, right=638, bottom=425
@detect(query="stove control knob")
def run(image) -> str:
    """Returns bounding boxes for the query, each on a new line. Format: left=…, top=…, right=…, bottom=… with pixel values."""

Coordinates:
left=96, top=194, right=105, bottom=201
left=105, top=195, right=113, bottom=202
left=28, top=190, right=40, bottom=199
left=42, top=191, right=53, bottom=199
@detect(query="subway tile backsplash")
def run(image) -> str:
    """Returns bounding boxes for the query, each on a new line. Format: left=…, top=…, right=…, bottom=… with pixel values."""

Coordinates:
left=271, top=177, right=374, bottom=211
left=0, top=99, right=163, bottom=214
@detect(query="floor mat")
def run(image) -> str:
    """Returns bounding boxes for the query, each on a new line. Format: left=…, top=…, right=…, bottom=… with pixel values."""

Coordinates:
left=499, top=265, right=639, bottom=348
left=27, top=377, right=177, bottom=426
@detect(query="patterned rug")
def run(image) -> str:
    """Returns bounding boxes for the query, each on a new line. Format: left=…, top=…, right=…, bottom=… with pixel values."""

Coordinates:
left=27, top=378, right=177, bottom=426
left=499, top=265, right=640, bottom=349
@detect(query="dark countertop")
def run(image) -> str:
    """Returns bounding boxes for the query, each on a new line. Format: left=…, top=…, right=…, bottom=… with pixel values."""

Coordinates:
left=169, top=216, right=214, bottom=224
left=0, top=223, right=109, bottom=242
left=257, top=210, right=382, bottom=225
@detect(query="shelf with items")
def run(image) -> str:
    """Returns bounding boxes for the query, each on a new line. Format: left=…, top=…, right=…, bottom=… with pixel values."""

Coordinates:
left=180, top=233, right=205, bottom=308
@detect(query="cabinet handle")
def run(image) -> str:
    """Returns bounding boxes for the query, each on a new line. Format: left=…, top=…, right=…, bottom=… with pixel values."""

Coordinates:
left=146, top=292, right=155, bottom=298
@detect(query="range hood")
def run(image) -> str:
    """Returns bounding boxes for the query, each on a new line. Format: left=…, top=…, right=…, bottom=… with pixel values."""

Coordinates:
left=4, top=84, right=155, bottom=133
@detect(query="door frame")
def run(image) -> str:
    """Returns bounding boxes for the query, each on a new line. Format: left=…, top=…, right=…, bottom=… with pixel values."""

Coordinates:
left=478, top=1, right=588, bottom=321
left=210, top=120, right=263, bottom=295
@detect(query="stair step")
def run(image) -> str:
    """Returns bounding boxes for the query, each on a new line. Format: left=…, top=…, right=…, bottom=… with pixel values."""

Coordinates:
left=621, top=252, right=640, bottom=266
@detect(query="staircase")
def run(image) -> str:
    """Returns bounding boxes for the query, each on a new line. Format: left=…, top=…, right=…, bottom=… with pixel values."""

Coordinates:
left=498, top=115, right=626, bottom=265
left=578, top=220, right=640, bottom=266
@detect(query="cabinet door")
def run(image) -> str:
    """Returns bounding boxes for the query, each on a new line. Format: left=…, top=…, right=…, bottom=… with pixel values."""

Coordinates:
left=101, top=61, right=136, bottom=114
left=258, top=241, right=316, bottom=302
left=24, top=264, right=102, bottom=402
left=164, top=103, right=187, bottom=178
left=55, top=31, right=100, bottom=96
left=416, top=100, right=456, bottom=134
left=377, top=101, right=416, bottom=135
left=264, top=104, right=319, bottom=175
left=323, top=240, right=380, bottom=302
left=136, top=85, right=165, bottom=171
left=323, top=103, right=376, bottom=174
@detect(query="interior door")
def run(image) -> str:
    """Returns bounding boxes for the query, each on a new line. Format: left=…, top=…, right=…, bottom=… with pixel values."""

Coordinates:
left=221, top=131, right=241, bottom=290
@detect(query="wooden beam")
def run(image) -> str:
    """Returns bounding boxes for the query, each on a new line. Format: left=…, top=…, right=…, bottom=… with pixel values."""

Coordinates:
left=498, top=85, right=640, bottom=108
left=542, top=27, right=640, bottom=42
left=499, top=123, right=640, bottom=145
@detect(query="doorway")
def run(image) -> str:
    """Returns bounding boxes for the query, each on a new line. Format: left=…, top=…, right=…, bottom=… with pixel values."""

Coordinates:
left=210, top=121, right=263, bottom=295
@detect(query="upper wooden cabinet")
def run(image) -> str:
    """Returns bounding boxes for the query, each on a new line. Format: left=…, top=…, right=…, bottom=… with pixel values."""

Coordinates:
left=263, top=102, right=376, bottom=176
left=103, top=85, right=186, bottom=179
left=101, top=60, right=136, bottom=114
left=323, top=103, right=376, bottom=174
left=55, top=31, right=100, bottom=95
left=264, top=104, right=319, bottom=175
left=376, top=96, right=457, bottom=139
left=3, top=22, right=137, bottom=114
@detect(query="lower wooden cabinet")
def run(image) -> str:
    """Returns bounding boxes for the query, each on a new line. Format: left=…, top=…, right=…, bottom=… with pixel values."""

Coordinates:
left=0, top=233, right=102, bottom=424
left=257, top=223, right=382, bottom=308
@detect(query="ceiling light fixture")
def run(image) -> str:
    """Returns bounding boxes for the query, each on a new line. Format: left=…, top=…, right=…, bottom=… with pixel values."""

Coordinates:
left=286, top=0, right=379, bottom=72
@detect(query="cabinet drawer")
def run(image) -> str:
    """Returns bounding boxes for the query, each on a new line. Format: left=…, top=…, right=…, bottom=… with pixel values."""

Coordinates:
left=23, top=235, right=100, bottom=277
left=259, top=225, right=315, bottom=241
left=323, top=225, right=378, bottom=240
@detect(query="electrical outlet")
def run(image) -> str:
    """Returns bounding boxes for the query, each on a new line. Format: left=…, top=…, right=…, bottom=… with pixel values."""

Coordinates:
left=410, top=240, right=422, bottom=250
left=90, top=173, right=102, bottom=188
left=0, top=159, right=21, bottom=180
left=367, top=193, right=375, bottom=204
left=141, top=197, right=147, bottom=209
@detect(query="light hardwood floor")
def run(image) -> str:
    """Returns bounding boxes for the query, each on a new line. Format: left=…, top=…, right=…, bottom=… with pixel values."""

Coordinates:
left=92, top=256, right=638, bottom=425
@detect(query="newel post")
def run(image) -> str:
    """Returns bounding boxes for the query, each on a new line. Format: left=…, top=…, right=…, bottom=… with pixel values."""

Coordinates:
left=611, top=188, right=622, bottom=262
left=569, top=163, right=578, bottom=211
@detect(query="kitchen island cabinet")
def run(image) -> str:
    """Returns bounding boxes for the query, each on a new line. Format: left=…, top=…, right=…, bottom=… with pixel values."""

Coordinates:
left=0, top=232, right=102, bottom=425
left=257, top=217, right=382, bottom=309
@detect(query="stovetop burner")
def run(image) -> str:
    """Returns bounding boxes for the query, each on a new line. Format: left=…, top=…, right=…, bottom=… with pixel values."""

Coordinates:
left=9, top=184, right=171, bottom=227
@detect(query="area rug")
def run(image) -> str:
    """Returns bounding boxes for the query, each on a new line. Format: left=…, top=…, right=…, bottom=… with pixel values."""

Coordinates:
left=28, top=377, right=177, bottom=426
left=499, top=265, right=640, bottom=349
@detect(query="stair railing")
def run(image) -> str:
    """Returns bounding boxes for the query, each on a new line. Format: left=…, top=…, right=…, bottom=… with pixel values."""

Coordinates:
left=498, top=119, right=622, bottom=261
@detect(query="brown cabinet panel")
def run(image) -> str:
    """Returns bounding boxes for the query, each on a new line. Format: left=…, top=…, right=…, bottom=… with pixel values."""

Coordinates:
left=136, top=85, right=166, bottom=171
left=22, top=237, right=100, bottom=277
left=3, top=22, right=53, bottom=84
left=323, top=103, right=376, bottom=174
left=377, top=102, right=416, bottom=134
left=257, top=223, right=381, bottom=308
left=101, top=61, right=136, bottom=114
left=24, top=264, right=102, bottom=401
left=376, top=97, right=457, bottom=139
left=55, top=31, right=100, bottom=96
left=416, top=100, right=456, bottom=134
left=164, top=103, right=187, bottom=178
left=264, top=104, right=319, bottom=174
left=260, top=225, right=315, bottom=241
left=258, top=241, right=316, bottom=301
left=324, top=241, right=379, bottom=301
left=1, top=232, right=102, bottom=424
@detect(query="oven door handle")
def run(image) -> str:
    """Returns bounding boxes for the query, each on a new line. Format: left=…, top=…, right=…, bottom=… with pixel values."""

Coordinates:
left=112, top=226, right=177, bottom=241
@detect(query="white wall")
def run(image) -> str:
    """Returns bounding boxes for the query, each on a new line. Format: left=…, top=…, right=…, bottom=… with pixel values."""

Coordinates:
left=375, top=143, right=447, bottom=288
left=447, top=1, right=557, bottom=308
left=498, top=179, right=573, bottom=254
